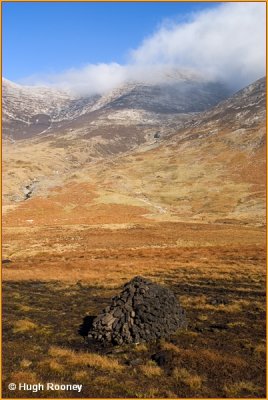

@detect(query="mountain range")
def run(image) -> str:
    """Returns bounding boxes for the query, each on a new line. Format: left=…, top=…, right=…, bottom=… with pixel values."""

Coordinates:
left=2, top=74, right=266, bottom=227
left=3, top=75, right=231, bottom=139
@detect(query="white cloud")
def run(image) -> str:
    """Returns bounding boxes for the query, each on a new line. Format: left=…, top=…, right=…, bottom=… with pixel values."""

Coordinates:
left=49, top=63, right=127, bottom=97
left=21, top=2, right=265, bottom=95
left=131, top=2, right=265, bottom=89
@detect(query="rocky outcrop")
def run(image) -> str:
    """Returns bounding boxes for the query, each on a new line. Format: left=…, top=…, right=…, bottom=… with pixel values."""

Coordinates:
left=88, top=276, right=186, bottom=345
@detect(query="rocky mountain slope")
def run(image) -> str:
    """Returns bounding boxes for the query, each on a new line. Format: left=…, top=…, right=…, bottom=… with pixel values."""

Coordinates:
left=2, top=76, right=265, bottom=226
left=3, top=75, right=230, bottom=141
left=89, top=77, right=265, bottom=225
left=2, top=78, right=98, bottom=139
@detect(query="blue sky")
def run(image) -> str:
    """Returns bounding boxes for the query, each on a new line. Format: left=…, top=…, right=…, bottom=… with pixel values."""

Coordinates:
left=3, top=2, right=265, bottom=94
left=3, top=2, right=219, bottom=81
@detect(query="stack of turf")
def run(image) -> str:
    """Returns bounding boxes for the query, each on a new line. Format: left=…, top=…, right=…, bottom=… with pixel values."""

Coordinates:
left=88, top=276, right=186, bottom=345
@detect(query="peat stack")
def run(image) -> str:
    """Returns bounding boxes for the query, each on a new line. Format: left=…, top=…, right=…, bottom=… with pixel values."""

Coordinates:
left=88, top=276, right=186, bottom=345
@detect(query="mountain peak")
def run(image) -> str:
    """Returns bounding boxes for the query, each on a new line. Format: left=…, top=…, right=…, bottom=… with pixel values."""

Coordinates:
left=2, top=75, right=232, bottom=140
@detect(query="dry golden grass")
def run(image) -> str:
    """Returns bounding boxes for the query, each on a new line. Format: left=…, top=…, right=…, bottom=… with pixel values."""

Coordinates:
left=161, top=341, right=181, bottom=354
left=48, top=346, right=124, bottom=372
left=205, top=349, right=246, bottom=368
left=48, top=346, right=72, bottom=358
left=38, top=357, right=65, bottom=374
left=170, top=346, right=247, bottom=369
left=227, top=321, right=246, bottom=328
left=73, top=371, right=88, bottom=381
left=10, top=371, right=38, bottom=384
left=139, top=362, right=162, bottom=377
left=134, top=343, right=148, bottom=352
left=93, top=376, right=116, bottom=386
left=18, top=305, right=32, bottom=312
left=13, top=319, right=38, bottom=333
left=47, top=359, right=65, bottom=373
left=173, top=367, right=203, bottom=390
left=68, top=352, right=124, bottom=372
left=223, top=380, right=261, bottom=397
left=180, top=295, right=252, bottom=313
left=20, top=359, right=32, bottom=369
left=254, top=343, right=266, bottom=355
left=3, top=233, right=265, bottom=286
left=141, top=388, right=161, bottom=398
left=197, top=314, right=208, bottom=321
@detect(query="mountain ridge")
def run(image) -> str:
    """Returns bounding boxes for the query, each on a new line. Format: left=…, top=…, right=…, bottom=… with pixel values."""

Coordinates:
left=2, top=76, right=266, bottom=227
left=3, top=74, right=232, bottom=140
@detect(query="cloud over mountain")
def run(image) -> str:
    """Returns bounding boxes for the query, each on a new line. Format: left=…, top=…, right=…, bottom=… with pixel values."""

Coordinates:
left=21, top=2, right=265, bottom=96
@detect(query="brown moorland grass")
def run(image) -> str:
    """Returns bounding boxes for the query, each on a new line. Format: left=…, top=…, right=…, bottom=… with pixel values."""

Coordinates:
left=49, top=346, right=124, bottom=372
left=13, top=319, right=38, bottom=333
left=2, top=232, right=265, bottom=398
left=172, top=367, right=204, bottom=391
left=139, top=362, right=162, bottom=377
left=2, top=198, right=266, bottom=398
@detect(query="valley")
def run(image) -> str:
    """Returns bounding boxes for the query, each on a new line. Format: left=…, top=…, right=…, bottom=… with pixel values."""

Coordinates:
left=2, top=75, right=266, bottom=398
